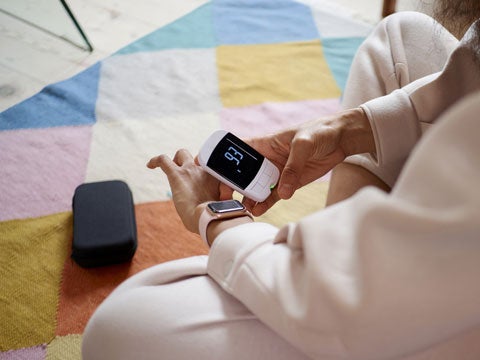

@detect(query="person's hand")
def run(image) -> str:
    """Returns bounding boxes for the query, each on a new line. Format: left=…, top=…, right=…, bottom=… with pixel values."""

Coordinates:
left=147, top=149, right=230, bottom=233
left=234, top=108, right=374, bottom=215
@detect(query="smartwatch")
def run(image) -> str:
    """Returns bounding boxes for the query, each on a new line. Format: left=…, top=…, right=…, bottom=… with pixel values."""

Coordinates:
left=198, top=200, right=253, bottom=246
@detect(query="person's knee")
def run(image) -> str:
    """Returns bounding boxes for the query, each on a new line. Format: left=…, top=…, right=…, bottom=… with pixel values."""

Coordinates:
left=375, top=11, right=446, bottom=54
left=367, top=11, right=456, bottom=86
left=82, top=287, right=161, bottom=360
left=365, top=11, right=436, bottom=45
left=81, top=292, right=128, bottom=360
left=343, top=11, right=449, bottom=108
left=382, top=11, right=435, bottom=32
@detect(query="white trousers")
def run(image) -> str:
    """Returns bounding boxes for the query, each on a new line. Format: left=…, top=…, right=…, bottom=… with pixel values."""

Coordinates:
left=82, top=12, right=458, bottom=360
left=82, top=256, right=309, bottom=359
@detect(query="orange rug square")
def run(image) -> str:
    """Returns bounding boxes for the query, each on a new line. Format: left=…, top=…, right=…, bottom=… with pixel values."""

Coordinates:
left=55, top=201, right=208, bottom=336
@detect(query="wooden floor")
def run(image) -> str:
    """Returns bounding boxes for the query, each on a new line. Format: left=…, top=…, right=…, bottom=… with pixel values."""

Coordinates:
left=0, top=0, right=418, bottom=112
left=0, top=0, right=207, bottom=111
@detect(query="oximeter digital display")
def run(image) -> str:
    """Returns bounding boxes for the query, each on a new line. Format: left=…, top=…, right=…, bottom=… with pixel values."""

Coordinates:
left=207, top=132, right=263, bottom=189
left=198, top=130, right=280, bottom=202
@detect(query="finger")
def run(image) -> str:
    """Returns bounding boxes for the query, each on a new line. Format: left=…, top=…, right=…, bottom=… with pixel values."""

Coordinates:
left=251, top=190, right=281, bottom=216
left=242, top=197, right=257, bottom=212
left=219, top=183, right=234, bottom=200
left=173, top=149, right=194, bottom=166
left=247, top=133, right=291, bottom=165
left=147, top=154, right=174, bottom=170
left=278, top=134, right=312, bottom=199
left=243, top=188, right=281, bottom=216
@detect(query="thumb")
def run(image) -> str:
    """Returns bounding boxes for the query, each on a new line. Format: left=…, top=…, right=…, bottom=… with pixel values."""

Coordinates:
left=219, top=183, right=234, bottom=200
left=278, top=135, right=311, bottom=199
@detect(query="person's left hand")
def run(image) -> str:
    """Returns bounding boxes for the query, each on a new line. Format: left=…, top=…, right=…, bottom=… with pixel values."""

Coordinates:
left=147, top=149, right=231, bottom=233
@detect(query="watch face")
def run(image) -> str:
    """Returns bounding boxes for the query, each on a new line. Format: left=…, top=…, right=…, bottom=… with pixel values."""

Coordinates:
left=206, top=132, right=264, bottom=190
left=208, top=200, right=245, bottom=214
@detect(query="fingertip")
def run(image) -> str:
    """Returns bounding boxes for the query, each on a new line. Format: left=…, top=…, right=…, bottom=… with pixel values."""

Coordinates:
left=219, top=183, right=234, bottom=200
left=248, top=188, right=281, bottom=216
left=242, top=198, right=257, bottom=211
left=278, top=167, right=300, bottom=198
left=251, top=203, right=268, bottom=217
left=146, top=157, right=157, bottom=169
left=147, top=154, right=172, bottom=171
left=250, top=208, right=261, bottom=217
left=278, top=183, right=294, bottom=199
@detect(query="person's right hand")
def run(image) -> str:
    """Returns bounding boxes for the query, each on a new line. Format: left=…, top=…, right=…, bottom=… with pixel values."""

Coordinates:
left=239, top=108, right=375, bottom=215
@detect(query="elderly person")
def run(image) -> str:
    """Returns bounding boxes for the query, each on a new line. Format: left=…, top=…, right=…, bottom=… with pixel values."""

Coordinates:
left=83, top=1, right=480, bottom=359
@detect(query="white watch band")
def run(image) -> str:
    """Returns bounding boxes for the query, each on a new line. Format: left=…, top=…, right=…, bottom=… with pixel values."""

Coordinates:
left=198, top=202, right=253, bottom=247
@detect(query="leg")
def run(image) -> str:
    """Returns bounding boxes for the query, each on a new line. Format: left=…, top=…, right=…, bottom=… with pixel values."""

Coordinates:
left=326, top=163, right=390, bottom=206
left=82, top=256, right=309, bottom=360
left=327, top=11, right=458, bottom=205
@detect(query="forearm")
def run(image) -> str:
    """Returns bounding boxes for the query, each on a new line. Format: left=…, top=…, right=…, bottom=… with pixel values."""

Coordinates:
left=327, top=108, right=386, bottom=206
left=337, top=107, right=375, bottom=157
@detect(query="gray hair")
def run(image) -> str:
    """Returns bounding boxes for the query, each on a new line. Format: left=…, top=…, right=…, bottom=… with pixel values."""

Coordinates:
left=432, top=0, right=480, bottom=39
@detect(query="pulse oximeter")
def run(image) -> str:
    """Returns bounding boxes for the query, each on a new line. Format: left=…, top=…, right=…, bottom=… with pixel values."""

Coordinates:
left=198, top=130, right=280, bottom=202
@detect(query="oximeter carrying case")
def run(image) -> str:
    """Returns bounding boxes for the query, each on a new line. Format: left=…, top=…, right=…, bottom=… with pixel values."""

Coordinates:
left=72, top=180, right=137, bottom=268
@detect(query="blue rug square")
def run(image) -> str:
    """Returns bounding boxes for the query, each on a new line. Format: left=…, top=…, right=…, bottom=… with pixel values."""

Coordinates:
left=212, top=0, right=319, bottom=45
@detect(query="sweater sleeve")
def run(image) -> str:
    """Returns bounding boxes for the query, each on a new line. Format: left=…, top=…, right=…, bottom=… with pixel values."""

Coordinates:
left=345, top=19, right=480, bottom=187
left=207, top=93, right=480, bottom=359
left=350, top=73, right=437, bottom=187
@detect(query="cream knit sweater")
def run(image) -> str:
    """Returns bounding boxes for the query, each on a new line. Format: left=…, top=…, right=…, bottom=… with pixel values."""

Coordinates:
left=208, top=13, right=480, bottom=359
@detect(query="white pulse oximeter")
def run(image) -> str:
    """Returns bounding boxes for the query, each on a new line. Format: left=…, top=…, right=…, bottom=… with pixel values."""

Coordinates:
left=198, top=130, right=280, bottom=202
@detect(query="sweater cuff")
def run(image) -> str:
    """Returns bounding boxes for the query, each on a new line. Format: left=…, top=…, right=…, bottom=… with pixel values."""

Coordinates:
left=207, top=222, right=278, bottom=289
left=361, top=89, right=420, bottom=167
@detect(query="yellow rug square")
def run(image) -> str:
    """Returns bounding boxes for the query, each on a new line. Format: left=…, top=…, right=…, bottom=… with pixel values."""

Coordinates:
left=256, top=181, right=329, bottom=228
left=217, top=40, right=341, bottom=108
left=46, top=334, right=82, bottom=360
left=0, top=212, right=72, bottom=351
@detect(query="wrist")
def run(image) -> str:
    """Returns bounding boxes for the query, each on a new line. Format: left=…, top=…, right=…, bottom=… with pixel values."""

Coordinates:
left=194, top=202, right=209, bottom=232
left=206, top=216, right=253, bottom=246
left=338, top=107, right=375, bottom=157
left=197, top=200, right=253, bottom=247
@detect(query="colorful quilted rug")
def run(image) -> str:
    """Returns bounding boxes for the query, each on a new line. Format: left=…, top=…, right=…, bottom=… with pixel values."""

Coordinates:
left=0, top=0, right=371, bottom=357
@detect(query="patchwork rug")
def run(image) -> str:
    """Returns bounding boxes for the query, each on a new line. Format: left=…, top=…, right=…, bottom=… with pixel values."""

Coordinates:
left=0, top=0, right=371, bottom=357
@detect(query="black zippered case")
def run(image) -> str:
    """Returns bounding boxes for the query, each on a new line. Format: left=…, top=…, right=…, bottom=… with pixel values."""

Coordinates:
left=72, top=180, right=137, bottom=268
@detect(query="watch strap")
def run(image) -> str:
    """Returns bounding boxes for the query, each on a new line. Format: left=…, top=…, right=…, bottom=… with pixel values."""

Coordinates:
left=199, top=204, right=253, bottom=247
